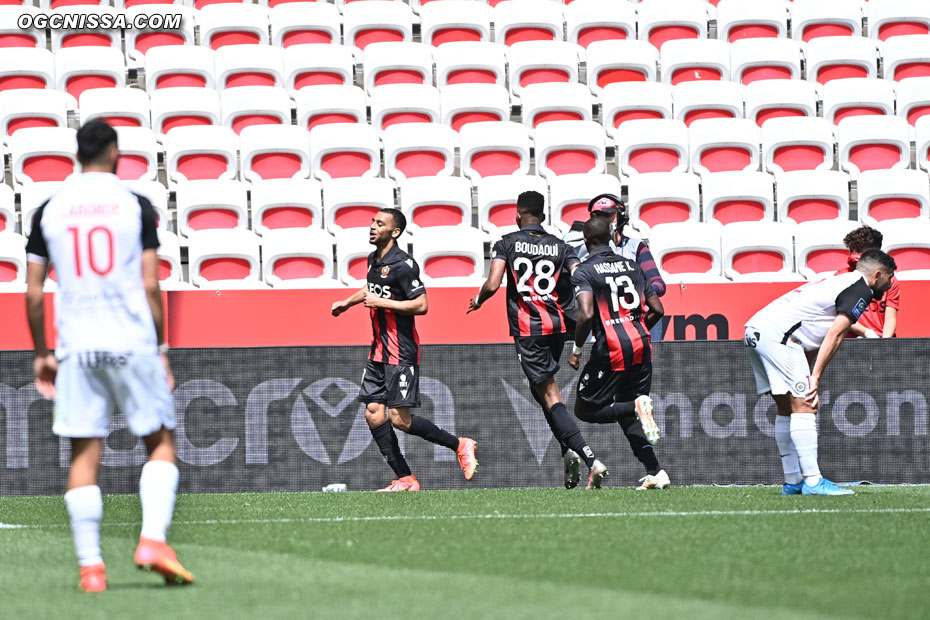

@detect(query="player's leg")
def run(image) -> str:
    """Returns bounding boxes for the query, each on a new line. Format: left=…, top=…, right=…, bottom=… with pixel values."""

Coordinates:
left=772, top=395, right=803, bottom=494
left=359, top=361, right=416, bottom=489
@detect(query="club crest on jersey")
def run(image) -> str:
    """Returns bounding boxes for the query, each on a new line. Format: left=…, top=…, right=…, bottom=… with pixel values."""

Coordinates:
left=380, top=266, right=390, bottom=278
left=852, top=298, right=867, bottom=319
left=412, top=279, right=421, bottom=288
left=795, top=382, right=806, bottom=393
left=398, top=372, right=409, bottom=398
left=406, top=259, right=414, bottom=268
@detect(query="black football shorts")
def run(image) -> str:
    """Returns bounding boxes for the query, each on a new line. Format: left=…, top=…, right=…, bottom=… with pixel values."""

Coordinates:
left=358, top=360, right=420, bottom=409
left=576, top=362, right=652, bottom=410
left=513, top=334, right=567, bottom=385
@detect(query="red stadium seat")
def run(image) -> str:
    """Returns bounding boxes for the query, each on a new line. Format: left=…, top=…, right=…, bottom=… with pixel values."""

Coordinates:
left=702, top=171, right=775, bottom=226
left=776, top=170, right=851, bottom=224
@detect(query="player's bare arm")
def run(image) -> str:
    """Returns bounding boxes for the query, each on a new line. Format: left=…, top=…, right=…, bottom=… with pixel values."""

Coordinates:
left=644, top=293, right=664, bottom=330
left=569, top=290, right=595, bottom=370
left=807, top=313, right=855, bottom=407
left=332, top=287, right=367, bottom=316
left=365, top=292, right=428, bottom=316
left=467, top=259, right=506, bottom=313
left=25, top=259, right=56, bottom=399
left=142, top=249, right=174, bottom=391
left=882, top=306, right=898, bottom=338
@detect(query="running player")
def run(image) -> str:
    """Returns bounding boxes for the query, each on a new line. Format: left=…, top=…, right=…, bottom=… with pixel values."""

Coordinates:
left=744, top=249, right=896, bottom=496
left=467, top=191, right=608, bottom=489
left=567, top=218, right=669, bottom=490
left=836, top=226, right=900, bottom=338
left=25, top=120, right=193, bottom=592
left=332, top=208, right=477, bottom=491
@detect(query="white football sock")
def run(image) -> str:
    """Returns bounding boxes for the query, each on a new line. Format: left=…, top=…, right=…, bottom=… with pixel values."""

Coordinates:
left=774, top=415, right=802, bottom=485
left=64, top=485, right=103, bottom=567
left=139, top=460, right=179, bottom=542
left=790, top=413, right=821, bottom=485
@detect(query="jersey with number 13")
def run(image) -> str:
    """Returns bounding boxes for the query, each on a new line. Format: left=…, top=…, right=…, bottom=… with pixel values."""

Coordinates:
left=491, top=224, right=580, bottom=337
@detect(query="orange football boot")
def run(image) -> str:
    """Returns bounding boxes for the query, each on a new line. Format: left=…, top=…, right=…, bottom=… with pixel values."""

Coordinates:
left=456, top=438, right=478, bottom=481
left=377, top=475, right=421, bottom=492
left=134, top=537, right=194, bottom=585
left=79, top=563, right=107, bottom=593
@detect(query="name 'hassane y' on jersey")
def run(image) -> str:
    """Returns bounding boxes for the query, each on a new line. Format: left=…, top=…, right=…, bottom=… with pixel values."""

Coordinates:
left=491, top=223, right=580, bottom=337
left=366, top=244, right=426, bottom=365
left=746, top=271, right=874, bottom=351
left=571, top=246, right=654, bottom=371
left=25, top=172, right=159, bottom=358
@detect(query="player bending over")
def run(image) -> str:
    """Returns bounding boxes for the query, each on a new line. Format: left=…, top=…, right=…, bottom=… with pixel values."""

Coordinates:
left=25, top=120, right=193, bottom=592
left=468, top=191, right=608, bottom=489
left=332, top=208, right=477, bottom=491
left=744, top=249, right=896, bottom=496
left=567, top=218, right=670, bottom=490
left=836, top=225, right=900, bottom=339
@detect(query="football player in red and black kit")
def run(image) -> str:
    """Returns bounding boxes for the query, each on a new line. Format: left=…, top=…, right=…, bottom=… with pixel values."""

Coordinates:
left=332, top=208, right=478, bottom=491
left=567, top=217, right=671, bottom=490
left=468, top=191, right=608, bottom=489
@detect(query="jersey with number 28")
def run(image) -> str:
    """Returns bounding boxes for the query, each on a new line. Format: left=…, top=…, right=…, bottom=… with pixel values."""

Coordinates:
left=491, top=223, right=580, bottom=337
left=25, top=172, right=159, bottom=358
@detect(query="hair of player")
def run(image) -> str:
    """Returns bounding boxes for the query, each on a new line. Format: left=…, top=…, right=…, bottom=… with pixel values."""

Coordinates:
left=76, top=120, right=118, bottom=166
left=516, top=190, right=546, bottom=220
left=379, top=207, right=407, bottom=235
left=843, top=226, right=884, bottom=254
left=583, top=215, right=611, bottom=247
left=856, top=248, right=896, bottom=273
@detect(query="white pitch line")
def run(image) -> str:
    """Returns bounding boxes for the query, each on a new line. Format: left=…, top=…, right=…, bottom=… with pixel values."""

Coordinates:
left=0, top=523, right=27, bottom=529
left=3, top=507, right=930, bottom=530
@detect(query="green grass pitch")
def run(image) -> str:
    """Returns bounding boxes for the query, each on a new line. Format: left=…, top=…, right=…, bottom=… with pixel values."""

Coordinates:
left=2, top=486, right=929, bottom=620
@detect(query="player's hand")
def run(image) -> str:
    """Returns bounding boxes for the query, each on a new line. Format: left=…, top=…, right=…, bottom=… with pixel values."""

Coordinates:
left=363, top=292, right=385, bottom=309
left=160, top=353, right=175, bottom=391
left=805, top=375, right=820, bottom=409
left=568, top=352, right=580, bottom=370
left=331, top=300, right=349, bottom=316
left=863, top=328, right=879, bottom=339
left=34, top=353, right=58, bottom=399
left=466, top=296, right=481, bottom=313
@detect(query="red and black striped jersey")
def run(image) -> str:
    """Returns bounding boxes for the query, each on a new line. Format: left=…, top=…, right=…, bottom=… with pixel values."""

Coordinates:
left=571, top=246, right=655, bottom=371
left=491, top=223, right=580, bottom=337
left=366, top=244, right=426, bottom=365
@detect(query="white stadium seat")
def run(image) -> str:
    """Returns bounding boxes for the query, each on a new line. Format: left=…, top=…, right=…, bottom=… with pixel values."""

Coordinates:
left=701, top=171, right=775, bottom=226
left=837, top=115, right=911, bottom=179
left=239, top=124, right=312, bottom=183
left=627, top=172, right=701, bottom=237
left=419, top=0, right=491, bottom=47
left=565, top=0, right=635, bottom=50
left=342, top=0, right=414, bottom=53
left=743, top=79, right=818, bottom=127
left=637, top=0, right=709, bottom=51
left=659, top=38, right=731, bottom=86
left=270, top=2, right=342, bottom=47
left=476, top=174, right=549, bottom=238
left=649, top=221, right=727, bottom=283
left=671, top=81, right=744, bottom=127
left=794, top=219, right=860, bottom=279
left=506, top=41, right=580, bottom=100
left=821, top=78, right=895, bottom=126
left=599, top=82, right=673, bottom=140
left=220, top=85, right=292, bottom=136
left=878, top=219, right=930, bottom=278
left=0, top=48, right=54, bottom=94
left=143, top=45, right=215, bottom=94
left=113, top=126, right=160, bottom=182
left=790, top=0, right=863, bottom=43
left=124, top=5, right=196, bottom=67
left=79, top=87, right=150, bottom=129
left=917, top=116, right=930, bottom=174
left=867, top=0, right=930, bottom=42
left=585, top=40, right=659, bottom=96
left=722, top=221, right=801, bottom=282
left=54, top=46, right=126, bottom=106
left=251, top=178, right=324, bottom=235
left=0, top=90, right=69, bottom=146
left=895, top=77, right=930, bottom=128
left=493, top=0, right=565, bottom=46
left=804, top=36, right=879, bottom=85
left=188, top=229, right=265, bottom=289
left=295, top=84, right=367, bottom=132
left=176, top=179, right=250, bottom=238
left=369, top=84, right=441, bottom=131
left=309, top=123, right=381, bottom=181
left=123, top=179, right=170, bottom=232
left=440, top=83, right=510, bottom=132
left=412, top=225, right=485, bottom=287
left=434, top=41, right=506, bottom=88
left=214, top=44, right=285, bottom=90
left=761, top=116, right=835, bottom=174
left=615, top=118, right=690, bottom=177
left=399, top=176, right=474, bottom=233
left=857, top=169, right=930, bottom=225
left=881, top=34, right=930, bottom=82
left=775, top=169, right=851, bottom=224
left=284, top=43, right=355, bottom=92
left=198, top=4, right=270, bottom=50
left=362, top=42, right=434, bottom=93
left=10, top=127, right=77, bottom=188
left=49, top=6, right=121, bottom=52
left=689, top=118, right=761, bottom=175
left=533, top=120, right=606, bottom=180
left=715, top=0, right=788, bottom=43
left=382, top=123, right=458, bottom=181
left=729, top=38, right=803, bottom=85
left=261, top=228, right=339, bottom=288
left=548, top=173, right=622, bottom=233
left=519, top=83, right=594, bottom=136
left=323, top=176, right=396, bottom=234
left=150, top=87, right=222, bottom=137
left=459, top=121, right=531, bottom=183
left=164, top=125, right=239, bottom=184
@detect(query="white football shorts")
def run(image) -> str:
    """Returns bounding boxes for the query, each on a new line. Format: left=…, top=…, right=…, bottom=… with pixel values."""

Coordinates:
left=744, top=325, right=811, bottom=399
left=52, top=352, right=176, bottom=438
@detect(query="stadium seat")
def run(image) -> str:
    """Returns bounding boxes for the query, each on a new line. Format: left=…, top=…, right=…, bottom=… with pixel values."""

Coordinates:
left=176, top=179, right=250, bottom=238
left=112, top=126, right=160, bottom=181
left=895, top=77, right=930, bottom=127
left=335, top=227, right=373, bottom=287
left=215, top=45, right=284, bottom=89
left=857, top=169, right=930, bottom=225
left=164, top=125, right=239, bottom=184
left=419, top=0, right=491, bottom=47
left=251, top=178, right=324, bottom=235
left=715, top=0, right=787, bottom=42
left=189, top=0, right=252, bottom=10
left=323, top=176, right=396, bottom=234
left=598, top=82, right=673, bottom=141
left=804, top=36, right=879, bottom=84
left=794, top=219, right=859, bottom=279
left=775, top=170, right=851, bottom=224
left=342, top=0, right=414, bottom=53
left=188, top=229, right=265, bottom=289
left=284, top=44, right=355, bottom=91
left=124, top=5, right=196, bottom=66
left=143, top=45, right=216, bottom=93
left=10, top=127, right=77, bottom=188
left=0, top=90, right=69, bottom=144
left=637, top=0, right=709, bottom=51
left=615, top=118, right=690, bottom=177
left=49, top=6, right=121, bottom=52
left=0, top=184, right=15, bottom=233
left=659, top=39, right=731, bottom=85
left=382, top=123, right=457, bottom=181
left=20, top=182, right=62, bottom=237
left=123, top=179, right=170, bottom=231
left=55, top=46, right=126, bottom=105
left=198, top=4, right=270, bottom=50
left=917, top=116, right=930, bottom=173
left=689, top=118, right=761, bottom=175
left=837, top=115, right=911, bottom=178
left=867, top=0, right=930, bottom=41
left=154, top=230, right=189, bottom=290
left=790, top=0, right=863, bottom=43
left=362, top=42, right=434, bottom=93
left=626, top=172, right=701, bottom=237
left=151, top=87, right=222, bottom=137
left=270, top=2, right=341, bottom=47
left=240, top=124, right=311, bottom=182
left=434, top=41, right=507, bottom=88
left=881, top=34, right=930, bottom=81
left=822, top=78, right=895, bottom=125
left=534, top=120, right=606, bottom=180
left=411, top=225, right=485, bottom=287
left=877, top=218, right=930, bottom=277
left=671, top=81, right=744, bottom=127
left=459, top=121, right=531, bottom=183
left=310, top=123, right=381, bottom=181
left=761, top=116, right=836, bottom=174
left=439, top=83, right=510, bottom=132
left=476, top=174, right=549, bottom=237
left=565, top=0, right=635, bottom=49
left=648, top=221, right=727, bottom=283
left=0, top=231, right=26, bottom=292
left=584, top=40, right=659, bottom=95
left=492, top=0, right=565, bottom=46
left=548, top=173, right=623, bottom=232
left=261, top=228, right=339, bottom=288
left=702, top=171, right=775, bottom=226
left=78, top=87, right=150, bottom=128
left=722, top=221, right=800, bottom=282
left=729, top=38, right=803, bottom=85
left=295, top=84, right=366, bottom=132
left=743, top=79, right=818, bottom=127
left=506, top=41, right=580, bottom=99
left=220, top=86, right=291, bottom=135
left=0, top=48, right=54, bottom=93
left=399, top=176, right=473, bottom=233
left=0, top=5, right=45, bottom=48
left=519, top=83, right=593, bottom=135
left=370, top=84, right=441, bottom=131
